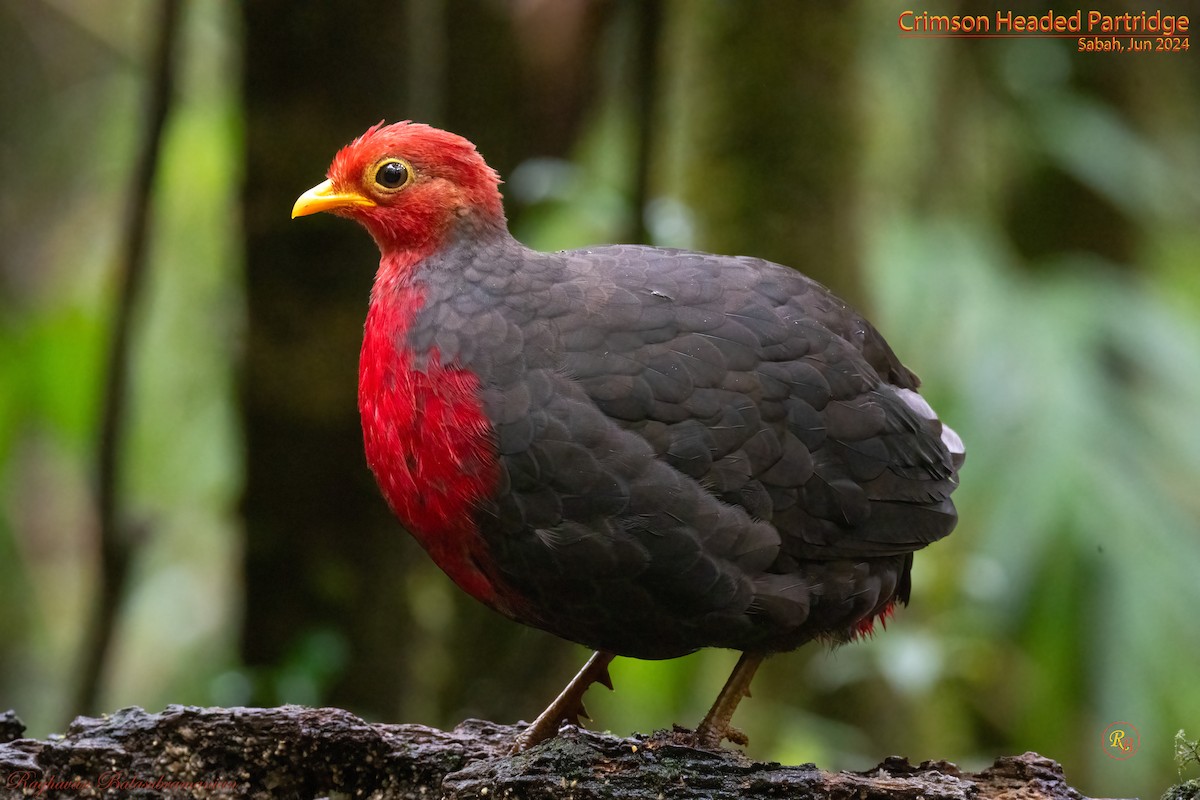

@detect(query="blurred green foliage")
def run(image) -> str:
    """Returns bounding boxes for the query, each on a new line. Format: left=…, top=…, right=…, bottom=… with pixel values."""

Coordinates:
left=1, top=2, right=1198, bottom=799
left=0, top=0, right=242, bottom=736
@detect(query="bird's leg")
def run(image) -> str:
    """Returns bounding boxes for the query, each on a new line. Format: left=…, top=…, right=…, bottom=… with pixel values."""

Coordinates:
left=694, top=651, right=765, bottom=749
left=513, top=650, right=616, bottom=752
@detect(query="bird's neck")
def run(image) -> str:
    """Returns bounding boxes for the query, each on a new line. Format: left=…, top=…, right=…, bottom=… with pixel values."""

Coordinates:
left=368, top=208, right=507, bottom=287
left=369, top=248, right=430, bottom=299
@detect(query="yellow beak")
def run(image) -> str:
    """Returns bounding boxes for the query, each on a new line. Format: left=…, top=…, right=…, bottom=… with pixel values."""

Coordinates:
left=291, top=179, right=377, bottom=218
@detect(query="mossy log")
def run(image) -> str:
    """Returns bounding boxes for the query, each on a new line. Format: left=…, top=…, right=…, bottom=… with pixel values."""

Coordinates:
left=0, top=706, right=1104, bottom=799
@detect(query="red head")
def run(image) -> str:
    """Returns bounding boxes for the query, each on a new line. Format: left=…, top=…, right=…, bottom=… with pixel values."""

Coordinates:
left=292, top=121, right=505, bottom=254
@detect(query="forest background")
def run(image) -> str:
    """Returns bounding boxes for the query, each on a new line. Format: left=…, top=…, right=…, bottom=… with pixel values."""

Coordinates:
left=2, top=2, right=1198, bottom=798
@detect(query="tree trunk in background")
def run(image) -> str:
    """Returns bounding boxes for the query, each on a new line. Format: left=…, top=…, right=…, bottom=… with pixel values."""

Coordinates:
left=667, top=2, right=862, bottom=302
left=241, top=1, right=416, bottom=719
left=241, top=0, right=612, bottom=726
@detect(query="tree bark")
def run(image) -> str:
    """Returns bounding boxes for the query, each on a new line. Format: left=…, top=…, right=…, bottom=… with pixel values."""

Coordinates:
left=0, top=706, right=1108, bottom=800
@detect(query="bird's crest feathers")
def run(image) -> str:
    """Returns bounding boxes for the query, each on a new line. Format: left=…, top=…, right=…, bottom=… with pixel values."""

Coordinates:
left=330, top=120, right=503, bottom=207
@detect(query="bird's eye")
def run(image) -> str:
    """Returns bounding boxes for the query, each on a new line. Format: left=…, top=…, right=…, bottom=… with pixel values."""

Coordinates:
left=373, top=159, right=411, bottom=190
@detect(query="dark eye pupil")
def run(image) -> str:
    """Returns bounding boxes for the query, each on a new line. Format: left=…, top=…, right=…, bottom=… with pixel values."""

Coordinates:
left=376, top=161, right=408, bottom=189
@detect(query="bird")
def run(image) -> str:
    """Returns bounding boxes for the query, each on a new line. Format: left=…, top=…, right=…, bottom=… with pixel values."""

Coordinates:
left=291, top=121, right=964, bottom=751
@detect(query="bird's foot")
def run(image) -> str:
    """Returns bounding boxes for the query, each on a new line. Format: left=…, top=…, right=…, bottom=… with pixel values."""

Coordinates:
left=690, top=720, right=750, bottom=749
left=664, top=722, right=749, bottom=750
left=692, top=651, right=764, bottom=749
left=512, top=651, right=615, bottom=753
left=721, top=724, right=750, bottom=747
